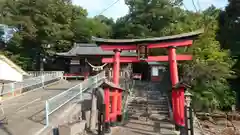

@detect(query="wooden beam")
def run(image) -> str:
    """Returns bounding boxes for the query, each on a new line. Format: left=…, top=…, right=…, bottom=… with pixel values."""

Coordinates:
left=99, top=40, right=193, bottom=51
left=102, top=55, right=192, bottom=63
left=100, top=45, right=137, bottom=51
left=148, top=40, right=193, bottom=49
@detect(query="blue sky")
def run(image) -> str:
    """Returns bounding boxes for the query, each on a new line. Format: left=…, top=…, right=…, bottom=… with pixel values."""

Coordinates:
left=72, top=0, right=228, bottom=20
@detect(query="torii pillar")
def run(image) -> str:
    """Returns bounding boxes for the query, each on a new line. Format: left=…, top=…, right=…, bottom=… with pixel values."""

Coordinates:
left=112, top=49, right=122, bottom=122
left=168, top=46, right=185, bottom=128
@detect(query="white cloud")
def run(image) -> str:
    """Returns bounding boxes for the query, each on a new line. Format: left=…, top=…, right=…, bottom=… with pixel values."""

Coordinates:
left=73, top=0, right=227, bottom=20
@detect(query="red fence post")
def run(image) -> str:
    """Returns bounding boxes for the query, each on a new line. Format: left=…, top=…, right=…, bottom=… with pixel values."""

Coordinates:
left=104, top=88, right=110, bottom=122
left=178, top=87, right=185, bottom=126
left=112, top=49, right=121, bottom=122
left=104, top=87, right=111, bottom=133
left=117, top=90, right=122, bottom=117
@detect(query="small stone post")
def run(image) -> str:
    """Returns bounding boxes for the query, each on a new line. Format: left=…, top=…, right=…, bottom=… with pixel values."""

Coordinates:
left=90, top=88, right=97, bottom=131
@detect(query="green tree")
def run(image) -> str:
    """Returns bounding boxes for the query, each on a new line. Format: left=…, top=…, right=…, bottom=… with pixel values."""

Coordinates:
left=113, top=1, right=235, bottom=111
left=113, top=0, right=184, bottom=39
left=217, top=0, right=240, bottom=108
left=0, top=0, right=112, bottom=70
left=217, top=0, right=240, bottom=55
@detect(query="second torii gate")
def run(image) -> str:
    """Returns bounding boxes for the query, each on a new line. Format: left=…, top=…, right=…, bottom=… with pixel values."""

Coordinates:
left=92, top=29, right=203, bottom=133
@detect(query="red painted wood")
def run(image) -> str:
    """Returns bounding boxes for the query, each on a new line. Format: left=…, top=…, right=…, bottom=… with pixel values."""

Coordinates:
left=99, top=40, right=192, bottom=50
left=168, top=47, right=185, bottom=127
left=117, top=110, right=121, bottom=115
left=148, top=55, right=192, bottom=61
left=174, top=90, right=180, bottom=125
left=148, top=40, right=193, bottom=48
left=151, top=76, right=161, bottom=81
left=104, top=88, right=110, bottom=122
left=102, top=55, right=192, bottom=63
left=110, top=92, right=118, bottom=96
left=64, top=73, right=82, bottom=76
left=133, top=73, right=142, bottom=80
left=178, top=88, right=185, bottom=126
left=111, top=50, right=121, bottom=122
left=109, top=110, right=121, bottom=118
left=84, top=72, right=89, bottom=79
left=110, top=113, right=116, bottom=118
left=168, top=48, right=179, bottom=85
left=117, top=91, right=122, bottom=115
left=172, top=90, right=177, bottom=124
left=100, top=45, right=137, bottom=51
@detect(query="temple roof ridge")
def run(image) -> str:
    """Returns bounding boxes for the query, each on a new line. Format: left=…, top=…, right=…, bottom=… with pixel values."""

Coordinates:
left=56, top=42, right=137, bottom=57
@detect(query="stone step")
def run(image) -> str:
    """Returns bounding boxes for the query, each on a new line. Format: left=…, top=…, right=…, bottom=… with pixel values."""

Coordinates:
left=128, top=106, right=169, bottom=112
left=130, top=99, right=168, bottom=103
left=129, top=113, right=142, bottom=120
left=146, top=95, right=167, bottom=99
left=128, top=103, right=167, bottom=108
left=128, top=109, right=169, bottom=115
left=128, top=106, right=168, bottom=111
left=130, top=101, right=168, bottom=105
left=147, top=91, right=166, bottom=94
left=127, top=119, right=172, bottom=126
left=124, top=119, right=176, bottom=135
left=133, top=94, right=167, bottom=98
left=128, top=112, right=169, bottom=121
left=146, top=90, right=166, bottom=92
left=132, top=98, right=167, bottom=101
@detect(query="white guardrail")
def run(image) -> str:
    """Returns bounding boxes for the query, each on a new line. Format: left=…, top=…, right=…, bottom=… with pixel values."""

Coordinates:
left=27, top=71, right=64, bottom=78
left=45, top=71, right=106, bottom=126
left=0, top=71, right=64, bottom=96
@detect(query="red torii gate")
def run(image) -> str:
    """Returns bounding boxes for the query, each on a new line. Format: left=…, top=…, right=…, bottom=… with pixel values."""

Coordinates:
left=92, top=29, right=203, bottom=132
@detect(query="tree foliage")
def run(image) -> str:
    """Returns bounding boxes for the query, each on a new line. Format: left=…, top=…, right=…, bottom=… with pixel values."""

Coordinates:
left=0, top=0, right=112, bottom=70
left=217, top=0, right=240, bottom=109
left=112, top=0, right=235, bottom=111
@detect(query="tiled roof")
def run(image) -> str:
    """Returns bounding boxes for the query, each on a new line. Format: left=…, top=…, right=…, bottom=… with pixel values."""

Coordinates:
left=56, top=43, right=137, bottom=56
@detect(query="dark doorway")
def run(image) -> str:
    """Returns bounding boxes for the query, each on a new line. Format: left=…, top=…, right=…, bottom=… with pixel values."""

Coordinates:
left=132, top=62, right=150, bottom=81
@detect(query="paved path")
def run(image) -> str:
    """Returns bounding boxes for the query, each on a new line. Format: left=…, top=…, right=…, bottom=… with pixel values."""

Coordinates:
left=0, top=80, right=81, bottom=135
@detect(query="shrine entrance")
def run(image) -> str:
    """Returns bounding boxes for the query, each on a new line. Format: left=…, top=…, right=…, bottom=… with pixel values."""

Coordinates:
left=132, top=62, right=150, bottom=81
left=92, top=29, right=203, bottom=134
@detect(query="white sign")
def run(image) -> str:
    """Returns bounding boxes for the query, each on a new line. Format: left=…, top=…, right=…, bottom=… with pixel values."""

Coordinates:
left=152, top=67, right=159, bottom=76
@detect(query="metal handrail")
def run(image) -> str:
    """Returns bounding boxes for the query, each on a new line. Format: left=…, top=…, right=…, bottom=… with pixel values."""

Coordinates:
left=0, top=71, right=64, bottom=96
left=45, top=71, right=106, bottom=126
left=27, top=71, right=64, bottom=77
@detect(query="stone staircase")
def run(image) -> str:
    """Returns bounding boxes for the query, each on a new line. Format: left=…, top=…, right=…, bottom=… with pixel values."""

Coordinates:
left=112, top=82, right=175, bottom=135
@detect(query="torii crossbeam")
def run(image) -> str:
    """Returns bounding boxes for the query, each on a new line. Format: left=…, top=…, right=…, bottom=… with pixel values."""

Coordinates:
left=92, top=29, right=203, bottom=133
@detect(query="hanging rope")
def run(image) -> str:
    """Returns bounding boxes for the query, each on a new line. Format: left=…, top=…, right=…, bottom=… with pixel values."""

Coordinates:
left=85, top=59, right=108, bottom=72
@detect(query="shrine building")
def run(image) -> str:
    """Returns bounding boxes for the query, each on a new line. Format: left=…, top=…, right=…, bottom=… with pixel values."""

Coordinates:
left=55, top=43, right=166, bottom=81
